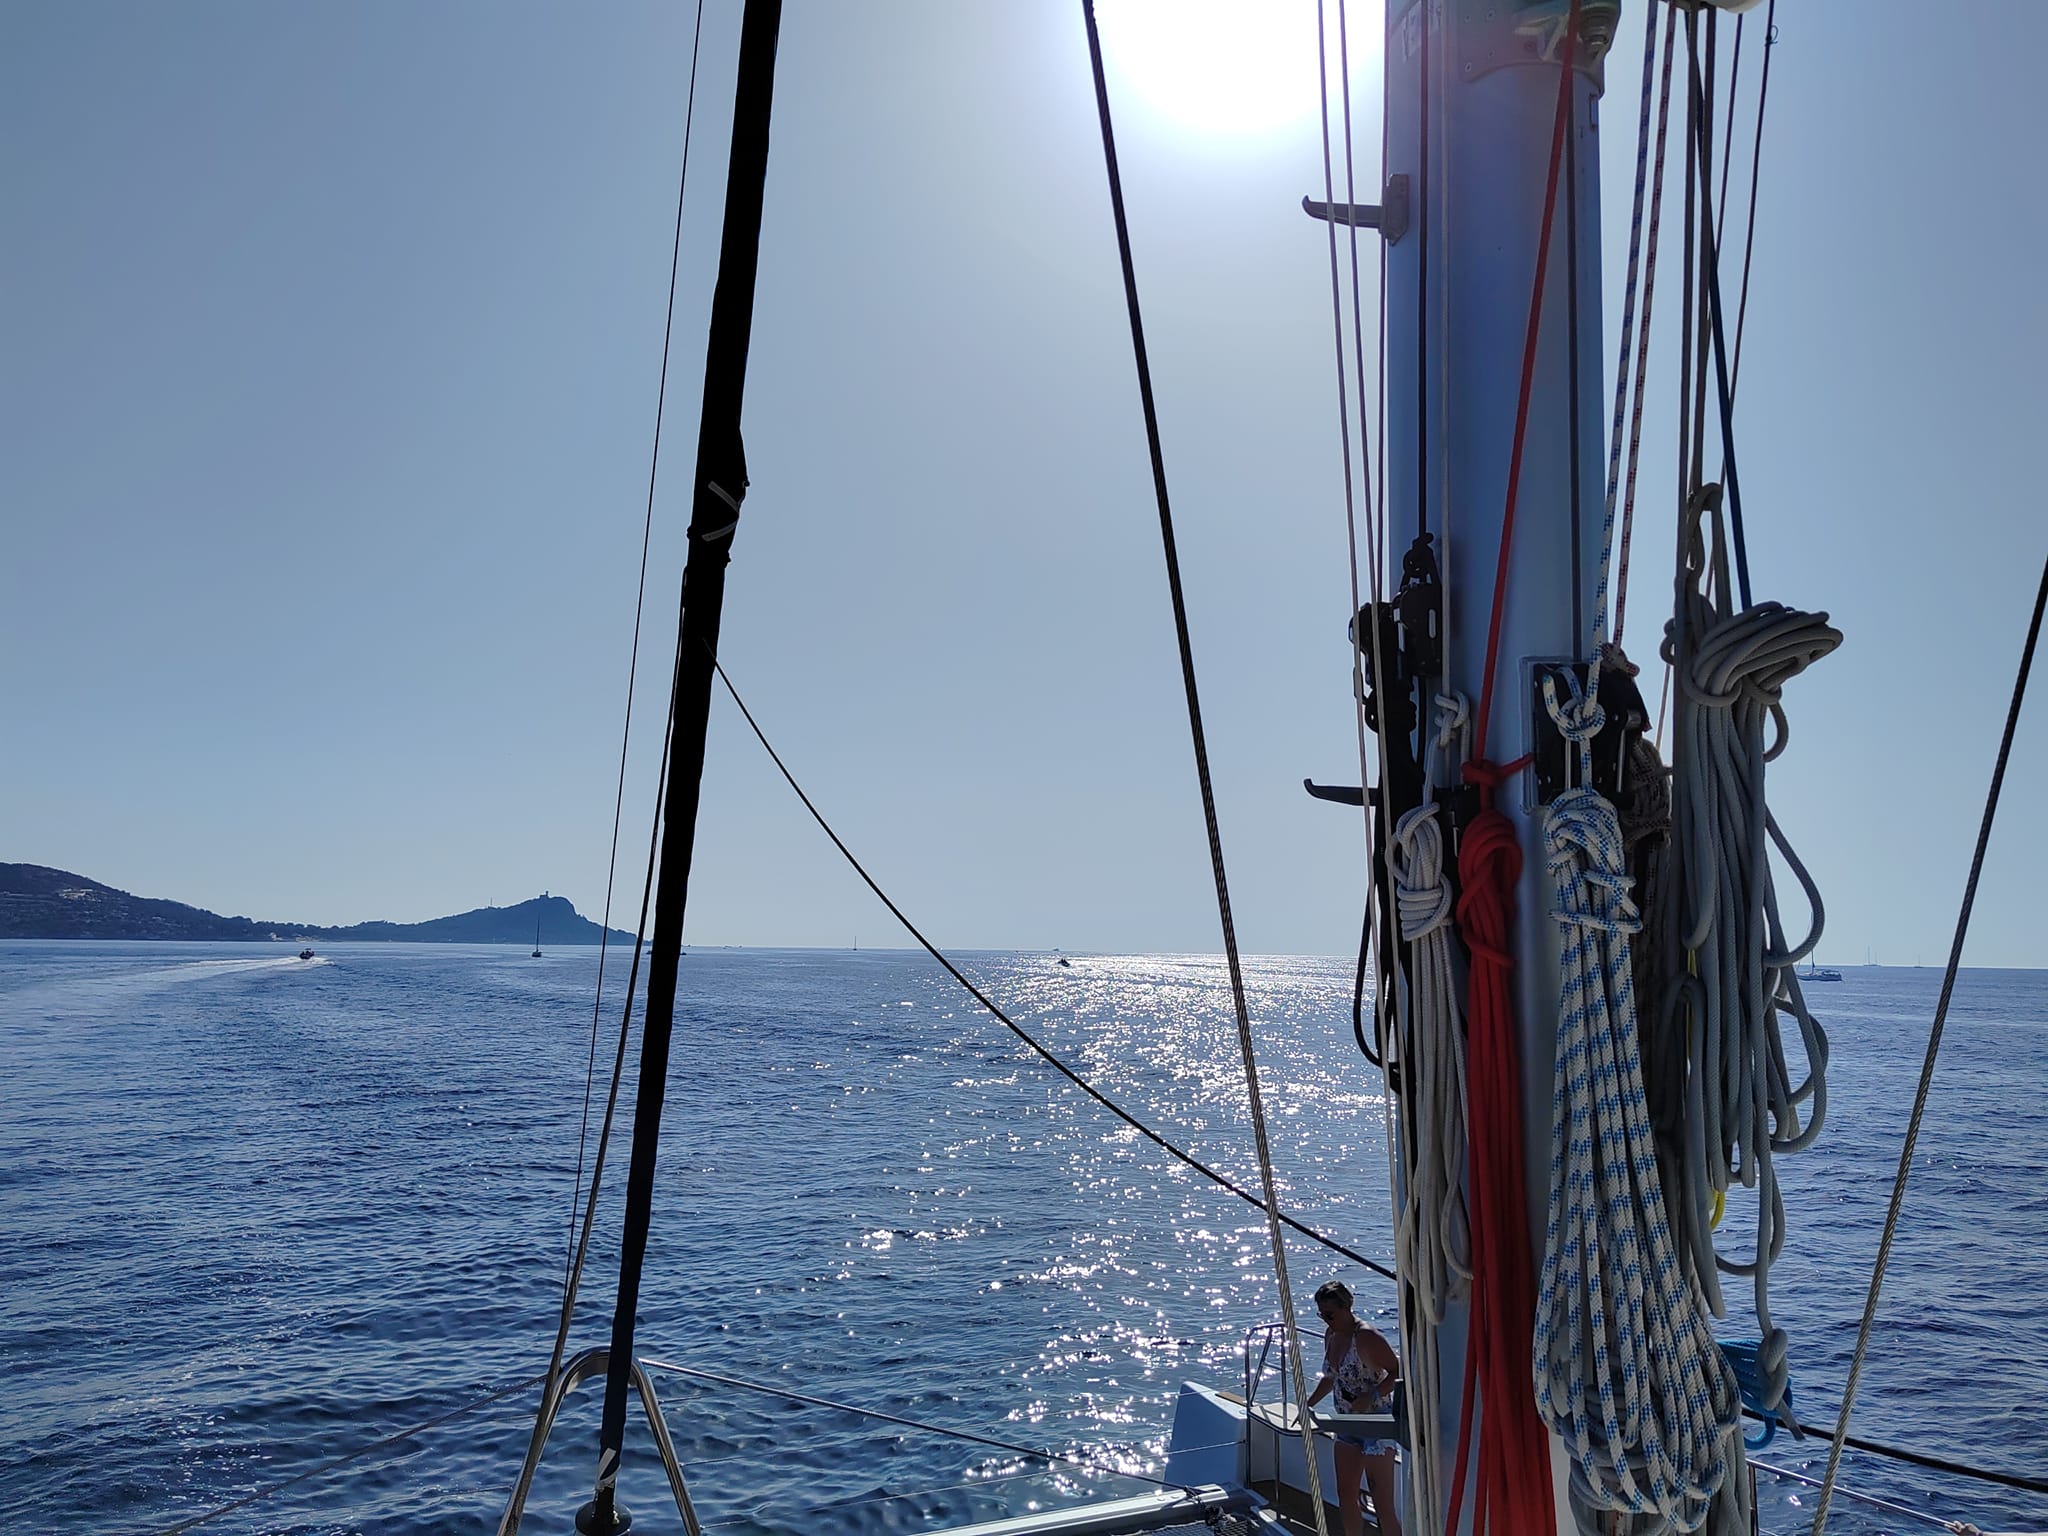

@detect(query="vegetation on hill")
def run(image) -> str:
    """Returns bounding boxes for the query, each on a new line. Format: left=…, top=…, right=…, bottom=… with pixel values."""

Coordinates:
left=0, top=864, right=634, bottom=944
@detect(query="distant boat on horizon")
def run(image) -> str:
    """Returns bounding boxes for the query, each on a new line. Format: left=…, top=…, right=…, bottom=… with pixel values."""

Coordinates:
left=1802, top=959, right=1842, bottom=982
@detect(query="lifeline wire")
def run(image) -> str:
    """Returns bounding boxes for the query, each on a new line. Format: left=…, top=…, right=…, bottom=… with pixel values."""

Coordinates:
left=1754, top=1409, right=2048, bottom=1498
left=1080, top=8, right=1330, bottom=1534
left=1756, top=1459, right=1980, bottom=1536
left=1812, top=550, right=2048, bottom=1533
left=640, top=1357, right=1211, bottom=1494
left=707, top=649, right=1393, bottom=1284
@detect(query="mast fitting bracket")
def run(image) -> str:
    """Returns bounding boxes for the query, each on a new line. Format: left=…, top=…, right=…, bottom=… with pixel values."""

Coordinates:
left=1301, top=174, right=1409, bottom=245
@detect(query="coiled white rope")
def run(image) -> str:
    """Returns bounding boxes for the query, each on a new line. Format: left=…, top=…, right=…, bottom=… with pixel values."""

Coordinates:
left=1383, top=696, right=1475, bottom=1536
left=1533, top=676, right=1744, bottom=1536
left=1388, top=744, right=1463, bottom=1536
left=1391, top=705, right=1476, bottom=1326
left=1661, top=485, right=1840, bottom=1413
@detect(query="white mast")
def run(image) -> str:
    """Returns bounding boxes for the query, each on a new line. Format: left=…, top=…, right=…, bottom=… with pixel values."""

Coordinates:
left=1381, top=1, right=1614, bottom=1530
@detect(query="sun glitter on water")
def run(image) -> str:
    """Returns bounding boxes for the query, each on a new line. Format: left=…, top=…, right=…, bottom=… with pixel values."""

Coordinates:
left=1094, top=0, right=1326, bottom=139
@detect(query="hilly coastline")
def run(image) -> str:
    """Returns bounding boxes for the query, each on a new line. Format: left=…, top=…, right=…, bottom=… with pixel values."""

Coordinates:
left=0, top=864, right=635, bottom=945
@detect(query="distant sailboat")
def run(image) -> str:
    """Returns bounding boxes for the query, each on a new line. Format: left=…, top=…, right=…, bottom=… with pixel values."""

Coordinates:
left=1803, top=958, right=1843, bottom=983
left=532, top=897, right=543, bottom=959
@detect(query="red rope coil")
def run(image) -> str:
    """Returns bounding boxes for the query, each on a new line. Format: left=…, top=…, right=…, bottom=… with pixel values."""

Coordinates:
left=1445, top=1, right=1581, bottom=1528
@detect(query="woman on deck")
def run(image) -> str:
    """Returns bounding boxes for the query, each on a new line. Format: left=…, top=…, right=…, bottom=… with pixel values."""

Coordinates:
left=1304, top=1280, right=1403, bottom=1536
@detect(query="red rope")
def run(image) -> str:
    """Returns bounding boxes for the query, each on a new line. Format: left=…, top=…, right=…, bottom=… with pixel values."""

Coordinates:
left=1445, top=771, right=1551, bottom=1535
left=1446, top=4, right=1580, bottom=1530
left=1469, top=2, right=1582, bottom=760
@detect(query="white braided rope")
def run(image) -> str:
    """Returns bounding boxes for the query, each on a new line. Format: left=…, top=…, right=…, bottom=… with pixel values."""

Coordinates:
left=1379, top=695, right=1476, bottom=1536
left=1662, top=486, right=1841, bottom=1412
left=1533, top=677, right=1742, bottom=1535
left=1391, top=803, right=1473, bottom=1324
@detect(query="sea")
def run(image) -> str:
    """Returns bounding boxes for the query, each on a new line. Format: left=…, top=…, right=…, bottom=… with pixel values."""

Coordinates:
left=1, top=943, right=2042, bottom=1536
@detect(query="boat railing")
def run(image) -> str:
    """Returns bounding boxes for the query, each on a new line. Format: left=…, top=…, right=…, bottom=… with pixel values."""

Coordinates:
left=1239, top=1320, right=1405, bottom=1450
left=1243, top=1320, right=1285, bottom=1415
left=497, top=1346, right=700, bottom=1536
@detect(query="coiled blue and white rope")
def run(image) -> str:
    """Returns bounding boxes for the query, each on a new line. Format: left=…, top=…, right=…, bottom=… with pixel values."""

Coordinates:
left=1533, top=678, right=1744, bottom=1536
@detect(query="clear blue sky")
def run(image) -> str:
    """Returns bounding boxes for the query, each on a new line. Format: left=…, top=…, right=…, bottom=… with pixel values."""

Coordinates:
left=3, top=3, right=2042, bottom=965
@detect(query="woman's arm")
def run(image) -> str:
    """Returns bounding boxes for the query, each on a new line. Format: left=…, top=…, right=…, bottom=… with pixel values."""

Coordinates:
left=1357, top=1328, right=1401, bottom=1385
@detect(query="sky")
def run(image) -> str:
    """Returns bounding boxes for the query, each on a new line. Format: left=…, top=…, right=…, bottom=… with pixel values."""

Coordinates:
left=2, top=2, right=2043, bottom=965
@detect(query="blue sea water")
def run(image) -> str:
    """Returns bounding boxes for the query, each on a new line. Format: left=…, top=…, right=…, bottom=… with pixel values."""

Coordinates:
left=0, top=943, right=2042, bottom=1536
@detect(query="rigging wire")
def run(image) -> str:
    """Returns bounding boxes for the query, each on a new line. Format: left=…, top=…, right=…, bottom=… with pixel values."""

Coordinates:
left=1328, top=11, right=1462, bottom=1528
left=1727, top=0, right=1778, bottom=404
left=1684, top=10, right=1756, bottom=611
left=1812, top=551, right=2048, bottom=1533
left=705, top=648, right=1395, bottom=1284
left=503, top=663, right=686, bottom=1536
left=1607, top=0, right=1677, bottom=649
left=1653, top=3, right=1770, bottom=737
left=521, top=13, right=708, bottom=1504
left=1565, top=42, right=1585, bottom=648
left=1716, top=13, right=1743, bottom=247
left=1311, top=0, right=1396, bottom=981
left=1080, top=8, right=1332, bottom=1533
left=530, top=654, right=680, bottom=1407
left=1313, top=10, right=1442, bottom=1529
left=508, top=12, right=711, bottom=1521
left=564, top=0, right=708, bottom=1298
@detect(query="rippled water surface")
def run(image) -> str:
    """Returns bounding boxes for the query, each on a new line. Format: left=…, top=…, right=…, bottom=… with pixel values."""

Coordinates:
left=1, top=944, right=2042, bottom=1536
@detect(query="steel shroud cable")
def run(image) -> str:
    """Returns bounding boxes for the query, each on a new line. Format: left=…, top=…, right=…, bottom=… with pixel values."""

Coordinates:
left=1812, top=551, right=2048, bottom=1533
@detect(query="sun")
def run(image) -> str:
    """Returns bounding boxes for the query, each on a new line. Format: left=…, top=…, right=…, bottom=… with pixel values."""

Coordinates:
left=1094, top=0, right=1326, bottom=140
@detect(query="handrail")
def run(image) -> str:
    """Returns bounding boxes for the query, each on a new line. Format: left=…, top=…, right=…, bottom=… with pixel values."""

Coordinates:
left=498, top=1348, right=701, bottom=1536
left=1239, top=1320, right=1406, bottom=1450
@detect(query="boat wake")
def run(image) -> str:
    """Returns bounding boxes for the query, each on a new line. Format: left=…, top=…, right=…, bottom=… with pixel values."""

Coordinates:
left=140, top=955, right=333, bottom=983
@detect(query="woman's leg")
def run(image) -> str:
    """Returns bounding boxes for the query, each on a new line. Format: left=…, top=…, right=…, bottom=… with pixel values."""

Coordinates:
left=1361, top=1450, right=1403, bottom=1536
left=1333, top=1439, right=1366, bottom=1536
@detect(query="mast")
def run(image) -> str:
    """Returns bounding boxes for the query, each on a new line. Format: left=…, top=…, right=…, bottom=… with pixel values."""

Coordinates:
left=581, top=3, right=784, bottom=1530
left=1380, top=0, right=1613, bottom=1529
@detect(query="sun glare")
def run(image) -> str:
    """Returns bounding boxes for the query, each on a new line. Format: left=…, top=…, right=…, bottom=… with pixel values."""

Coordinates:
left=1095, top=0, right=1325, bottom=140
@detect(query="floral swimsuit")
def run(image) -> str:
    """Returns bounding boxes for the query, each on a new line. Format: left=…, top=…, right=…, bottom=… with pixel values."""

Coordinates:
left=1327, top=1326, right=1398, bottom=1457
